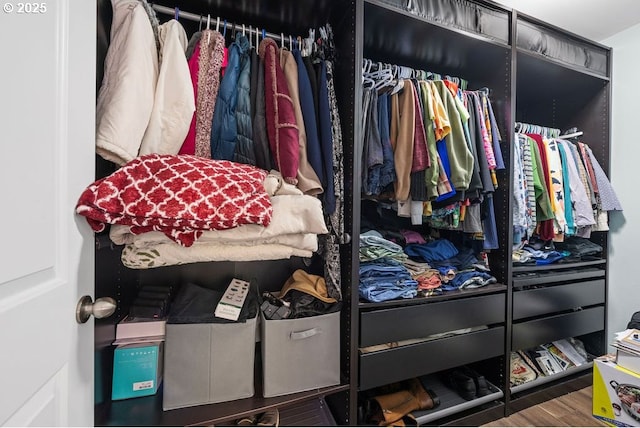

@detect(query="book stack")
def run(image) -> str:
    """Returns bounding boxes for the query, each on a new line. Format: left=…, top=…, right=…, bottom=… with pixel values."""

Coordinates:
left=111, top=285, right=173, bottom=400
left=113, top=284, right=173, bottom=345
left=510, top=338, right=589, bottom=386
left=613, top=329, right=640, bottom=375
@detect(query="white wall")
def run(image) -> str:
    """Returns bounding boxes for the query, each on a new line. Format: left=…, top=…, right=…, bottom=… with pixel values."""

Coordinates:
left=603, top=24, right=640, bottom=341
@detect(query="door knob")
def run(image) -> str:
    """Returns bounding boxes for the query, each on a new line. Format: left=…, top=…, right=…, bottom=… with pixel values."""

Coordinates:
left=76, top=295, right=117, bottom=324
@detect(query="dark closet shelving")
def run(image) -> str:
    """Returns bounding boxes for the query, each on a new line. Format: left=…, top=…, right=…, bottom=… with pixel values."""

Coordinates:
left=507, top=7, right=611, bottom=417
left=352, top=0, right=513, bottom=425
left=94, top=0, right=358, bottom=425
left=93, top=0, right=613, bottom=425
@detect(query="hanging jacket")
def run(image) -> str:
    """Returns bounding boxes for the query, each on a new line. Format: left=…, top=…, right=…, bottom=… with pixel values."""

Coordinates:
left=316, top=60, right=336, bottom=213
left=250, top=49, right=272, bottom=171
left=259, top=38, right=299, bottom=184
left=139, top=20, right=195, bottom=157
left=294, top=49, right=324, bottom=186
left=195, top=29, right=225, bottom=158
left=390, top=80, right=415, bottom=201
left=280, top=49, right=323, bottom=195
left=211, top=34, right=250, bottom=160
left=233, top=35, right=256, bottom=165
left=179, top=40, right=200, bottom=155
left=96, top=0, right=158, bottom=165
left=185, top=31, right=201, bottom=60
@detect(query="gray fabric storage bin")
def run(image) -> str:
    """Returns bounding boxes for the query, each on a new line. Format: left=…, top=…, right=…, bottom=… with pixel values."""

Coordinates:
left=261, top=311, right=340, bottom=397
left=162, top=315, right=257, bottom=410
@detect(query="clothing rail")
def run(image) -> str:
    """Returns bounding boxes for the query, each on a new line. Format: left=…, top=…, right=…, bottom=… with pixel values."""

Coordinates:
left=363, top=58, right=469, bottom=90
left=151, top=4, right=303, bottom=48
left=515, top=122, right=561, bottom=139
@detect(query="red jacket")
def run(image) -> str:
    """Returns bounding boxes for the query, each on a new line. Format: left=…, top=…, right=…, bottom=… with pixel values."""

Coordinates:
left=258, top=38, right=299, bottom=184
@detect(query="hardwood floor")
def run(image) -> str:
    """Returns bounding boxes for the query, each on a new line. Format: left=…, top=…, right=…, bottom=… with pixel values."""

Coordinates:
left=481, top=386, right=608, bottom=427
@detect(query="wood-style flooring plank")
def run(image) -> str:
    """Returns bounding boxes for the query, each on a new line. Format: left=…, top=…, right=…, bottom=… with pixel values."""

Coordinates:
left=481, top=387, right=608, bottom=427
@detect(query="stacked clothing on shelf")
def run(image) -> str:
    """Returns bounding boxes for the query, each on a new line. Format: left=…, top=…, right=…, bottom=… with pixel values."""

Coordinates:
left=358, top=229, right=496, bottom=302
left=360, top=61, right=505, bottom=251
left=76, top=155, right=328, bottom=271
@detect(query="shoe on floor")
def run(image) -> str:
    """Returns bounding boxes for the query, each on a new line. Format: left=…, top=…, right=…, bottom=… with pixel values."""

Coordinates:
left=462, top=366, right=489, bottom=397
left=257, top=409, right=279, bottom=427
left=447, top=369, right=476, bottom=401
left=236, top=414, right=258, bottom=426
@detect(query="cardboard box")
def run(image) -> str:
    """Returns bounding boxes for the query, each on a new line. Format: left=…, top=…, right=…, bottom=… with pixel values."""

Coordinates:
left=593, top=358, right=640, bottom=426
left=617, top=348, right=640, bottom=376
left=162, top=315, right=257, bottom=410
left=261, top=311, right=340, bottom=397
left=111, top=342, right=163, bottom=400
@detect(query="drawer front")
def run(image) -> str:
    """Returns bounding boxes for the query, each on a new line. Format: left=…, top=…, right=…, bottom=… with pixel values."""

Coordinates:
left=513, top=279, right=605, bottom=320
left=512, top=269, right=604, bottom=288
left=512, top=306, right=604, bottom=351
left=360, top=294, right=505, bottom=347
left=359, top=327, right=505, bottom=391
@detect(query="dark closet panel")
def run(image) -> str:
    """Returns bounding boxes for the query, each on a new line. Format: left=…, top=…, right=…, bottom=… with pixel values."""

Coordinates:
left=515, top=50, right=608, bottom=130
left=363, top=0, right=510, bottom=85
left=159, top=0, right=337, bottom=35
left=516, top=16, right=609, bottom=78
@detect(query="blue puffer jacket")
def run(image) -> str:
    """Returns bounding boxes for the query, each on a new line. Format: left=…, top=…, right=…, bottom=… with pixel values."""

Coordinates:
left=234, top=35, right=256, bottom=165
left=210, top=35, right=250, bottom=160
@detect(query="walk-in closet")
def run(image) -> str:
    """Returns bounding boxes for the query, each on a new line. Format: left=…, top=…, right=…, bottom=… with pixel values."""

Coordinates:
left=91, top=0, right=615, bottom=426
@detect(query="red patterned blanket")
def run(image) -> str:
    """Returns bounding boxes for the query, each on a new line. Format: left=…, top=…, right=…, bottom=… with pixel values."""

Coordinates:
left=76, top=154, right=272, bottom=246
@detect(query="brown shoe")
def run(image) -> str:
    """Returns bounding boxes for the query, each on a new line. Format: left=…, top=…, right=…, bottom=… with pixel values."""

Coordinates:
left=405, top=378, right=439, bottom=411
left=257, top=409, right=279, bottom=427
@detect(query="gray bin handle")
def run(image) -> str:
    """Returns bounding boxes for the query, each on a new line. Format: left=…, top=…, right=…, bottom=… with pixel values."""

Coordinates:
left=290, top=327, right=321, bottom=340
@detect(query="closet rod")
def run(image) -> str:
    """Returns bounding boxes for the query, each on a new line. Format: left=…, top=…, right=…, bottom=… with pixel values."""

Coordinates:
left=363, top=57, right=469, bottom=89
left=151, top=4, right=298, bottom=43
left=515, top=121, right=561, bottom=138
left=558, top=131, right=583, bottom=139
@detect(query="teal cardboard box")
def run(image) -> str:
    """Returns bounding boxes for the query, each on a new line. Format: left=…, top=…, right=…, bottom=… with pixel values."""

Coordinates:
left=112, top=342, right=163, bottom=400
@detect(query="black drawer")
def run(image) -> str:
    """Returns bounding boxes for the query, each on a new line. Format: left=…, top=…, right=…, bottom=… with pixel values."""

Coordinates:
left=512, top=306, right=604, bottom=351
left=360, top=294, right=505, bottom=347
left=513, top=279, right=605, bottom=320
left=512, top=268, right=604, bottom=288
left=359, top=326, right=505, bottom=391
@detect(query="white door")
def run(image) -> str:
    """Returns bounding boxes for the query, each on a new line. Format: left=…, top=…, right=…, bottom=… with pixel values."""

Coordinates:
left=0, top=1, right=97, bottom=425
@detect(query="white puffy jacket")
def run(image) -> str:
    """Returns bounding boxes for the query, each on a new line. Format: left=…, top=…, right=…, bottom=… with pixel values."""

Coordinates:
left=96, top=0, right=158, bottom=166
left=139, top=20, right=195, bottom=156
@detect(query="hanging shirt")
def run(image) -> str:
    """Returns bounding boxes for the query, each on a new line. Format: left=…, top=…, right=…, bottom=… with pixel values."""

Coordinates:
left=585, top=144, right=622, bottom=211
left=432, top=80, right=474, bottom=191
left=545, top=138, right=568, bottom=237
left=555, top=140, right=575, bottom=236
left=390, top=80, right=416, bottom=201
left=557, top=140, right=596, bottom=230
